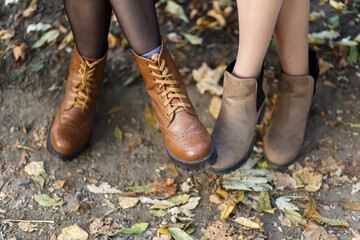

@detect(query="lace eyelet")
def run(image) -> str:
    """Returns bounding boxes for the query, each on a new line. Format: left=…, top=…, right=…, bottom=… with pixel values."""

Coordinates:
left=158, top=86, right=161, bottom=90
left=162, top=104, right=165, bottom=108
left=154, top=78, right=157, bottom=82
left=166, top=113, right=169, bottom=117
left=160, top=95, right=162, bottom=99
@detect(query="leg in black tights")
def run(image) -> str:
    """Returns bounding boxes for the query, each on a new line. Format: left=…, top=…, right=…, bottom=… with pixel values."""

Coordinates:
left=108, top=0, right=161, bottom=56
left=63, top=0, right=112, bottom=59
left=64, top=0, right=161, bottom=58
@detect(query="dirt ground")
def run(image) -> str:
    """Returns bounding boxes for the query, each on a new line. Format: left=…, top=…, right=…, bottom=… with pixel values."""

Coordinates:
left=0, top=0, right=359, bottom=239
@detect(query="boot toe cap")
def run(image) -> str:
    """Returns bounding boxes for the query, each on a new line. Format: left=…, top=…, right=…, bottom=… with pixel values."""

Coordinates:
left=264, top=131, right=302, bottom=166
left=166, top=127, right=213, bottom=162
left=50, top=124, right=89, bottom=155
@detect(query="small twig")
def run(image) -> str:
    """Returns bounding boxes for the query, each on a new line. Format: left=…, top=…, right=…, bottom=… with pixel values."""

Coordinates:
left=15, top=144, right=46, bottom=153
left=0, top=231, right=4, bottom=240
left=3, top=219, right=55, bottom=224
left=104, top=206, right=121, bottom=217
left=0, top=175, right=10, bottom=192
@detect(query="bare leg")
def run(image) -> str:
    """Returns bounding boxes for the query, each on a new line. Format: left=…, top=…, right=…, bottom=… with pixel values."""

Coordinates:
left=233, top=0, right=283, bottom=78
left=274, top=0, right=310, bottom=76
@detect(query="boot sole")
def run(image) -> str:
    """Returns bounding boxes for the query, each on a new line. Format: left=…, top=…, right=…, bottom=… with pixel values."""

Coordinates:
left=46, top=122, right=89, bottom=161
left=208, top=106, right=265, bottom=175
left=264, top=153, right=299, bottom=169
left=164, top=138, right=218, bottom=172
left=207, top=139, right=254, bottom=175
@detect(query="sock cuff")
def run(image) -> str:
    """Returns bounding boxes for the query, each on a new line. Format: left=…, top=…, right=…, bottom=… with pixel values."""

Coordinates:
left=141, top=44, right=162, bottom=58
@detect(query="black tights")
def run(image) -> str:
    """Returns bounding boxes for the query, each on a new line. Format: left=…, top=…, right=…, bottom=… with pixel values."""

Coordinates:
left=64, top=0, right=161, bottom=59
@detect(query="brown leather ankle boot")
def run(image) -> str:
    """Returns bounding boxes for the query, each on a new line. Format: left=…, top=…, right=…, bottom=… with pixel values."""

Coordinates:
left=133, top=41, right=217, bottom=171
left=47, top=46, right=107, bottom=160
left=264, top=50, right=319, bottom=168
left=209, top=61, right=265, bottom=174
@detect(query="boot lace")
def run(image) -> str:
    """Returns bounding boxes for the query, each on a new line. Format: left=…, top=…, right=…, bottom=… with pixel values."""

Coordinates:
left=67, top=59, right=100, bottom=111
left=149, top=53, right=190, bottom=116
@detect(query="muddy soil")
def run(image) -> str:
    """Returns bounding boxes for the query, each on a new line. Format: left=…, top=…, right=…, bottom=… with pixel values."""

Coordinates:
left=0, top=0, right=359, bottom=239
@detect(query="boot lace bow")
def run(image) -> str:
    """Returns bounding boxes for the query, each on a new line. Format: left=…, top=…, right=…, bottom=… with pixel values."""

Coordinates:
left=67, top=59, right=100, bottom=111
left=149, top=53, right=190, bottom=116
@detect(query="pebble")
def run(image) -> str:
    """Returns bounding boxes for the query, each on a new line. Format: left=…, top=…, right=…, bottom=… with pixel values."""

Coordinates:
left=170, top=216, right=177, bottom=223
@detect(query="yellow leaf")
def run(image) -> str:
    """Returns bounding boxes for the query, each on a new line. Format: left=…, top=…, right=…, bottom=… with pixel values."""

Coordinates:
left=293, top=167, right=322, bottom=192
left=220, top=203, right=236, bottom=220
left=108, top=33, right=117, bottom=49
left=207, top=9, right=226, bottom=27
left=234, top=216, right=264, bottom=231
left=303, top=196, right=317, bottom=217
left=157, top=227, right=170, bottom=235
left=236, top=191, right=244, bottom=203
left=164, top=162, right=179, bottom=178
left=329, top=0, right=347, bottom=11
left=216, top=189, right=229, bottom=199
left=144, top=104, right=159, bottom=132
left=259, top=191, right=277, bottom=214
left=209, top=96, right=222, bottom=119
left=114, top=125, right=123, bottom=142
left=340, top=202, right=360, bottom=211
left=105, top=105, right=124, bottom=115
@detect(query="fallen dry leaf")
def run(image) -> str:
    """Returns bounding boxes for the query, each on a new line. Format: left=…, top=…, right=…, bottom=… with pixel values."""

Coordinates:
left=24, top=161, right=45, bottom=176
left=323, top=80, right=337, bottom=89
left=107, top=33, right=117, bottom=49
left=164, top=162, right=179, bottom=178
left=259, top=191, right=277, bottom=214
left=319, top=156, right=344, bottom=176
left=209, top=194, right=222, bottom=204
left=209, top=96, right=222, bottom=119
left=302, top=223, right=338, bottom=240
left=118, top=197, right=139, bottom=209
left=58, top=225, right=88, bottom=240
left=272, top=172, right=297, bottom=191
left=0, top=29, right=15, bottom=40
left=340, top=202, right=360, bottom=211
left=13, top=43, right=28, bottom=61
left=87, top=182, right=122, bottom=194
left=351, top=182, right=360, bottom=195
left=319, top=58, right=331, bottom=75
left=201, top=220, right=234, bottom=240
left=207, top=9, right=226, bottom=27
left=293, top=167, right=322, bottom=192
left=144, top=104, right=159, bottom=132
left=192, top=62, right=226, bottom=96
left=234, top=216, right=264, bottom=231
left=22, top=0, right=37, bottom=17
left=151, top=178, right=177, bottom=197
left=124, top=138, right=142, bottom=153
left=89, top=218, right=119, bottom=237
left=18, top=221, right=36, bottom=233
